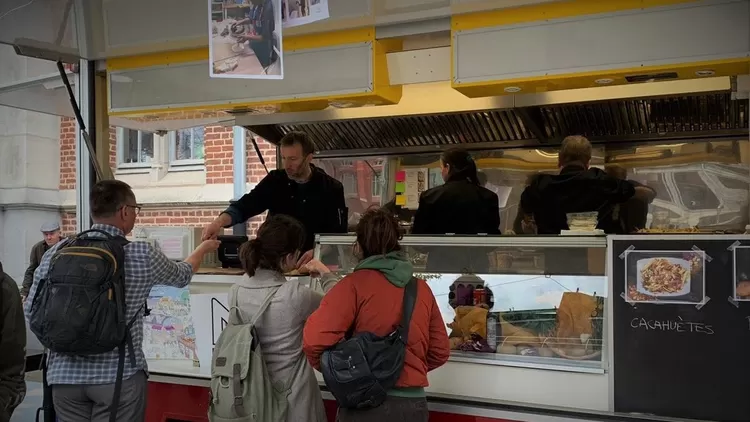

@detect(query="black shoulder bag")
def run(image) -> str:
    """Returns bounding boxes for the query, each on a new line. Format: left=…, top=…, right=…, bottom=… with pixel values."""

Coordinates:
left=320, top=277, right=418, bottom=409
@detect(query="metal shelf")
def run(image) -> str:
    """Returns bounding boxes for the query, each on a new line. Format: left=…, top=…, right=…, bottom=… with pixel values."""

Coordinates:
left=316, top=234, right=607, bottom=249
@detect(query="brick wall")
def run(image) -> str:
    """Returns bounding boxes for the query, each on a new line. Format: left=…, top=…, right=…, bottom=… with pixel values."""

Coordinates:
left=59, top=117, right=77, bottom=190
left=61, top=208, right=226, bottom=234
left=59, top=122, right=277, bottom=236
left=205, top=126, right=234, bottom=184
left=245, top=133, right=277, bottom=233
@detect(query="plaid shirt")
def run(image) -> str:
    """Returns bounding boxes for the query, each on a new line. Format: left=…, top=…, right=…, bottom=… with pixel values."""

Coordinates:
left=23, top=224, right=193, bottom=385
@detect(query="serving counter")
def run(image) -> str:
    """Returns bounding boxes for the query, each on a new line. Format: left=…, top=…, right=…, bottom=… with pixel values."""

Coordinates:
left=143, top=234, right=750, bottom=422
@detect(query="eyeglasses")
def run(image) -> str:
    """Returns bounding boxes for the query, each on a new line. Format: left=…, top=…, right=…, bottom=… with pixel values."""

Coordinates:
left=124, top=204, right=142, bottom=215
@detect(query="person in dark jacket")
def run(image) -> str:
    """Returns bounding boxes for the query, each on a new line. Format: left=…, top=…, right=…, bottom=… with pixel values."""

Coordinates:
left=0, top=261, right=26, bottom=422
left=21, top=221, right=63, bottom=300
left=519, top=136, right=652, bottom=275
left=234, top=0, right=278, bottom=69
left=599, top=164, right=656, bottom=233
left=202, top=131, right=347, bottom=268
left=412, top=148, right=500, bottom=273
left=519, top=135, right=652, bottom=234
left=382, top=170, right=488, bottom=225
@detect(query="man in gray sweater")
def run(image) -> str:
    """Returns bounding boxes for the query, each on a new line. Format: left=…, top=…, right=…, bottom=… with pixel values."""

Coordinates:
left=0, top=260, right=26, bottom=422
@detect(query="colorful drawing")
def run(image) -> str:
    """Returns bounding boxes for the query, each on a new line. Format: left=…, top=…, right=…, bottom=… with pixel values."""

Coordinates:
left=143, top=286, right=197, bottom=360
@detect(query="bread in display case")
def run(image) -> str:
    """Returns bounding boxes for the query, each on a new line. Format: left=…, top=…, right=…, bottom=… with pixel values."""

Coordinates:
left=313, top=234, right=608, bottom=373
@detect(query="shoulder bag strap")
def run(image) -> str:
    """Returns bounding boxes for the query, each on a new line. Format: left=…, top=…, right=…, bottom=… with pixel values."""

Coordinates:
left=228, top=284, right=243, bottom=325
left=399, top=277, right=419, bottom=344
left=250, top=286, right=280, bottom=327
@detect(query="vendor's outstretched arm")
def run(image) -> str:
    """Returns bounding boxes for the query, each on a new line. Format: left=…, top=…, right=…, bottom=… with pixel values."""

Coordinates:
left=203, top=174, right=274, bottom=239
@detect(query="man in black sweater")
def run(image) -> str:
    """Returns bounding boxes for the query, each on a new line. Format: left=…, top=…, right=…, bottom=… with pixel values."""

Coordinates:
left=202, top=132, right=347, bottom=267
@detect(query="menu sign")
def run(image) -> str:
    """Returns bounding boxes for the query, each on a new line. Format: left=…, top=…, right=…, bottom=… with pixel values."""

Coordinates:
left=404, top=168, right=427, bottom=210
left=611, top=236, right=750, bottom=422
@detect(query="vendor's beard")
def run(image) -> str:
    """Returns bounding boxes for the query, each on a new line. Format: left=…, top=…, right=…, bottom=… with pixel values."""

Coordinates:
left=287, top=166, right=311, bottom=182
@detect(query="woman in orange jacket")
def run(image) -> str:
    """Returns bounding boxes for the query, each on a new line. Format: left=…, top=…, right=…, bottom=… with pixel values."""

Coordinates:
left=303, top=208, right=451, bottom=422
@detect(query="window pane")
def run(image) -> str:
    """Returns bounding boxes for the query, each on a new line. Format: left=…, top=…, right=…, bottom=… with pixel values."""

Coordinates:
left=371, top=174, right=383, bottom=196
left=175, top=127, right=205, bottom=161
left=343, top=173, right=357, bottom=195
left=123, top=129, right=139, bottom=163
left=176, top=129, right=192, bottom=160
left=140, top=132, right=154, bottom=163
left=191, top=128, right=205, bottom=160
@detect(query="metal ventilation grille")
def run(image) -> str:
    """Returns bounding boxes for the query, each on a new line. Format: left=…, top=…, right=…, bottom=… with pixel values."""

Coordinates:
left=541, top=93, right=748, bottom=139
left=273, top=109, right=532, bottom=152
left=247, top=93, right=749, bottom=156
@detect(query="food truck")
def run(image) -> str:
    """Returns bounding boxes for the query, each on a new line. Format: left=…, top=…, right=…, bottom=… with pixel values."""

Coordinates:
left=3, top=0, right=749, bottom=421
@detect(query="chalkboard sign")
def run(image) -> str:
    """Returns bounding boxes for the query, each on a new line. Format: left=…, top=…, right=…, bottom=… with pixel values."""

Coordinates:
left=611, top=236, right=750, bottom=422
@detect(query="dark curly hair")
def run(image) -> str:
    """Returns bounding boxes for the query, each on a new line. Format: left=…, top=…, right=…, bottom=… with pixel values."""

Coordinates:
left=355, top=207, right=403, bottom=259
left=240, top=215, right=305, bottom=276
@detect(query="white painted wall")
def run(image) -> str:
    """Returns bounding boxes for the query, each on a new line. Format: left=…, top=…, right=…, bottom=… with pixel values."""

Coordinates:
left=0, top=105, right=61, bottom=283
left=0, top=44, right=60, bottom=88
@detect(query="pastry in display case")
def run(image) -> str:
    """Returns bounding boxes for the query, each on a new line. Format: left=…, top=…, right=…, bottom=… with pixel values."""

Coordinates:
left=314, top=234, right=608, bottom=372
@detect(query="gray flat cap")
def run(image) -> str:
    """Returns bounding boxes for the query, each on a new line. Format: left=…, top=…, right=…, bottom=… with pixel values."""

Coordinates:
left=40, top=221, right=61, bottom=232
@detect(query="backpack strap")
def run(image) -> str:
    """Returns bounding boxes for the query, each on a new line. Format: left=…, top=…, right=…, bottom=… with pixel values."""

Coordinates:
left=228, top=284, right=243, bottom=325
left=250, top=286, right=280, bottom=327
left=227, top=284, right=280, bottom=327
left=108, top=301, right=143, bottom=422
left=76, top=229, right=115, bottom=239
left=399, top=277, right=419, bottom=345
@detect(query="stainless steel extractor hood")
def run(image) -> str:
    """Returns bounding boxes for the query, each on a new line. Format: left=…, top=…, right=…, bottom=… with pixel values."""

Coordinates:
left=238, top=77, right=748, bottom=158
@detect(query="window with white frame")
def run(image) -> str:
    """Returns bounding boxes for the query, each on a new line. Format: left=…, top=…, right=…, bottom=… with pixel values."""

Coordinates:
left=170, top=127, right=205, bottom=165
left=118, top=128, right=154, bottom=167
left=371, top=174, right=384, bottom=196
left=342, top=173, right=357, bottom=196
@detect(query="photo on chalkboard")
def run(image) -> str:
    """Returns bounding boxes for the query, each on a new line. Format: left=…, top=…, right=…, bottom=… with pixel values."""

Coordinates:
left=732, top=246, right=750, bottom=301
left=624, top=249, right=706, bottom=305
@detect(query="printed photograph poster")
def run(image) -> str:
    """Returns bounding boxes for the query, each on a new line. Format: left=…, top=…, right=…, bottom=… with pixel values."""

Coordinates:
left=209, top=0, right=284, bottom=79
left=732, top=245, right=750, bottom=301
left=282, top=0, right=329, bottom=28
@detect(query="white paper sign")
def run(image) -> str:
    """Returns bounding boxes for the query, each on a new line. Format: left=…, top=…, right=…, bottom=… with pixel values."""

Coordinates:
left=404, top=168, right=428, bottom=209
left=485, top=183, right=513, bottom=208
left=282, top=0, right=329, bottom=28
left=190, top=293, right=229, bottom=374
left=209, top=0, right=284, bottom=79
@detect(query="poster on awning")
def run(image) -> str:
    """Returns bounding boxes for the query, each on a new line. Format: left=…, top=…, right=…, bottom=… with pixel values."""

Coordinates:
left=209, top=0, right=284, bottom=79
left=282, top=0, right=329, bottom=28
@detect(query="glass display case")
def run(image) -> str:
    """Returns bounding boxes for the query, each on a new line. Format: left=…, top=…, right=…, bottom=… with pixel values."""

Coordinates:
left=314, top=234, right=608, bottom=373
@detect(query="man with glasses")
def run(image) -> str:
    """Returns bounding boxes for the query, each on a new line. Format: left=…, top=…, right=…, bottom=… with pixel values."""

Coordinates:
left=24, top=180, right=219, bottom=422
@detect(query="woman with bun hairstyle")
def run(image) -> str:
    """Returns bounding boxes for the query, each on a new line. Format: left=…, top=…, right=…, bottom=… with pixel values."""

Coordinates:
left=412, top=147, right=501, bottom=273
left=233, top=214, right=337, bottom=422
left=303, top=208, right=450, bottom=422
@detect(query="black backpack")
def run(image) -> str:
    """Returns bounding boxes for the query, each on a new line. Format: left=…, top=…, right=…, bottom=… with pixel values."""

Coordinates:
left=29, top=229, right=141, bottom=422
left=320, top=276, right=417, bottom=409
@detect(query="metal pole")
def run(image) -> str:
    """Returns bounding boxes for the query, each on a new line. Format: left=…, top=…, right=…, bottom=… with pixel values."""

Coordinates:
left=232, top=126, right=248, bottom=236
left=74, top=59, right=95, bottom=232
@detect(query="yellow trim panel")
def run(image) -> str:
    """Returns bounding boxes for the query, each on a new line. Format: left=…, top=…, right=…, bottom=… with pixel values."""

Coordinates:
left=452, top=0, right=703, bottom=31
left=453, top=59, right=750, bottom=98
left=107, top=27, right=403, bottom=118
